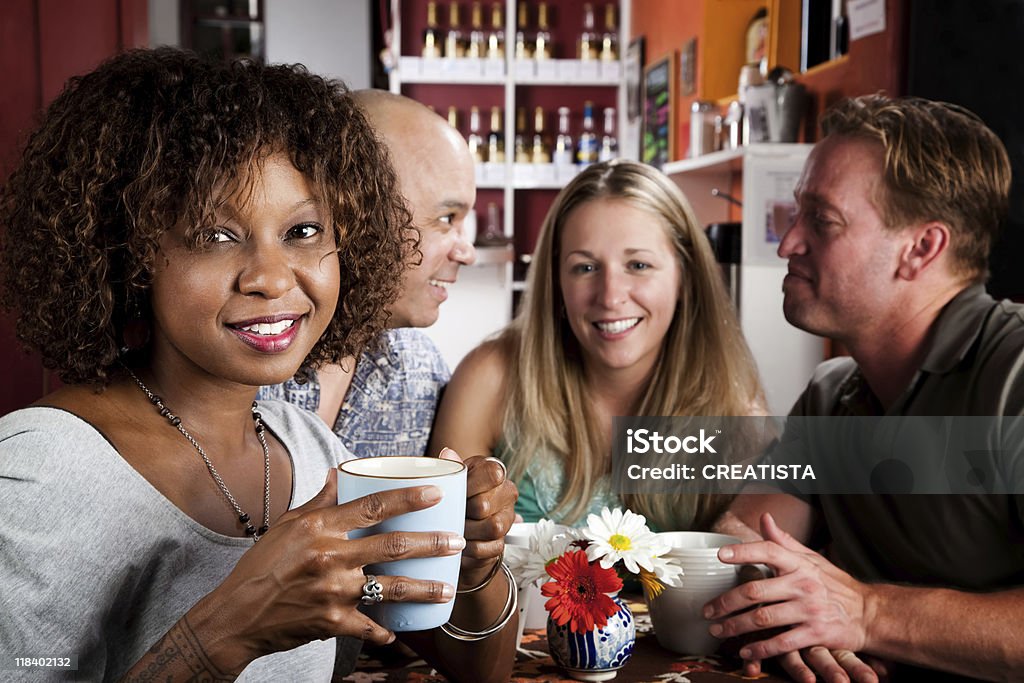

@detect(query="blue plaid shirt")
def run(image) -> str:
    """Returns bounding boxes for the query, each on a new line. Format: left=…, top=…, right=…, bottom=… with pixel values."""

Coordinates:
left=258, top=328, right=450, bottom=458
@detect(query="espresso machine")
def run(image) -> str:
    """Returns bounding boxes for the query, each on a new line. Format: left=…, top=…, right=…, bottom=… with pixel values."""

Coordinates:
left=705, top=221, right=741, bottom=310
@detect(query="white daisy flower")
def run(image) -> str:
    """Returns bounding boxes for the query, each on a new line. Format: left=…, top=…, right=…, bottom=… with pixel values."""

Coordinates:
left=581, top=507, right=664, bottom=575
left=648, top=553, right=683, bottom=587
left=504, top=519, right=576, bottom=588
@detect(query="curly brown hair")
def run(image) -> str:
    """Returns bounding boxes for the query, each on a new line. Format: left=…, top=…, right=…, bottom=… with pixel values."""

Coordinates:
left=0, top=47, right=412, bottom=386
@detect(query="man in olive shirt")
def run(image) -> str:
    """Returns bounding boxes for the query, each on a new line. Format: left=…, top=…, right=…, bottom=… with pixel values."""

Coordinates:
left=709, top=95, right=1024, bottom=681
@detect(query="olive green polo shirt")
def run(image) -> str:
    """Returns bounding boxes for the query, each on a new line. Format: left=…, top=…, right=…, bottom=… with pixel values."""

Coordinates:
left=792, top=284, right=1024, bottom=590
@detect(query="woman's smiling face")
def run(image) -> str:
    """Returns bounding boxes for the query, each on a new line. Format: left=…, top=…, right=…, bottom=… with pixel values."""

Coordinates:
left=558, top=197, right=681, bottom=380
left=148, top=153, right=340, bottom=387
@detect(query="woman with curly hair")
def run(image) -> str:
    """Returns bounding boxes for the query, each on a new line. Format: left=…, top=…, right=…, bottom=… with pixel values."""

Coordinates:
left=430, top=159, right=765, bottom=532
left=0, top=49, right=516, bottom=682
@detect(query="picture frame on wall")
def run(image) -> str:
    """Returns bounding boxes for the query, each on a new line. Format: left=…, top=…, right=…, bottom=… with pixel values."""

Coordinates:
left=626, top=36, right=645, bottom=121
left=680, top=37, right=696, bottom=96
left=641, top=54, right=677, bottom=170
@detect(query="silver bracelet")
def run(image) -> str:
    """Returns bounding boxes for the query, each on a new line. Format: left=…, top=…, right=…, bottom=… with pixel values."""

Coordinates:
left=456, top=554, right=503, bottom=594
left=440, top=563, right=517, bottom=641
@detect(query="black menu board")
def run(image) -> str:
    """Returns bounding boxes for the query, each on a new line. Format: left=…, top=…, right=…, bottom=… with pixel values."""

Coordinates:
left=642, top=55, right=676, bottom=170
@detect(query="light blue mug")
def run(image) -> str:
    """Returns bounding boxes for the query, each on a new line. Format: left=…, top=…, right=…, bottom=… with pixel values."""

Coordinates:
left=338, top=456, right=467, bottom=631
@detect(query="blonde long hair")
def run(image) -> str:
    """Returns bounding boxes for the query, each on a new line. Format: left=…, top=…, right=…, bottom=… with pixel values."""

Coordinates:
left=500, top=160, right=762, bottom=530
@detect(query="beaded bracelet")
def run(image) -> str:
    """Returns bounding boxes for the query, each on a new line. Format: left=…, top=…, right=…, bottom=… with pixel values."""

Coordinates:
left=440, top=563, right=518, bottom=641
left=456, top=553, right=504, bottom=594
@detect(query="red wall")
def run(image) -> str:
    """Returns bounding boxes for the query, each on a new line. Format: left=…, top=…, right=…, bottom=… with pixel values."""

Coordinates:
left=0, top=0, right=148, bottom=416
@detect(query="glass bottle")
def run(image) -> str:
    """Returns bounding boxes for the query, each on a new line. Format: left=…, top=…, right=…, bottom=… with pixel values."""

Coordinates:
left=445, top=1, right=465, bottom=59
left=576, top=100, right=598, bottom=167
left=447, top=106, right=459, bottom=131
left=514, top=107, right=530, bottom=162
left=534, top=1, right=552, bottom=61
left=578, top=3, right=598, bottom=61
left=467, top=1, right=486, bottom=59
left=600, top=2, right=618, bottom=62
left=468, top=106, right=485, bottom=163
left=531, top=106, right=551, bottom=164
left=423, top=1, right=442, bottom=58
left=598, top=106, right=618, bottom=162
left=745, top=8, right=769, bottom=76
left=487, top=2, right=505, bottom=61
left=478, top=201, right=507, bottom=245
left=514, top=1, right=533, bottom=60
left=553, top=106, right=575, bottom=168
left=487, top=106, right=505, bottom=163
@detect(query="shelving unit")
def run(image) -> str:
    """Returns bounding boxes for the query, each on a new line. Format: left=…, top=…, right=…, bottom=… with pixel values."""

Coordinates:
left=695, top=0, right=801, bottom=103
left=388, top=0, right=630, bottom=368
left=649, top=0, right=804, bottom=158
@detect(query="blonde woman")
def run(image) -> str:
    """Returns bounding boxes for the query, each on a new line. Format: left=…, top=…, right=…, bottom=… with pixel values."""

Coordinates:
left=430, top=159, right=763, bottom=531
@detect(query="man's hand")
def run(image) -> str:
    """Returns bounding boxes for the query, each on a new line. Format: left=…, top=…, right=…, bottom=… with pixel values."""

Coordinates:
left=704, top=513, right=877, bottom=665
left=764, top=648, right=887, bottom=683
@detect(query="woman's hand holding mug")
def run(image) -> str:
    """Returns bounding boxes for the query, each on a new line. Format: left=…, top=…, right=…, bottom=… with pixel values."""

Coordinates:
left=440, top=448, right=518, bottom=589
left=190, top=468, right=463, bottom=676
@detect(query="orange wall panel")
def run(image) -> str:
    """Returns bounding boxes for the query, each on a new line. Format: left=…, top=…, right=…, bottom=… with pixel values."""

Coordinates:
left=631, top=0, right=703, bottom=156
left=631, top=0, right=703, bottom=75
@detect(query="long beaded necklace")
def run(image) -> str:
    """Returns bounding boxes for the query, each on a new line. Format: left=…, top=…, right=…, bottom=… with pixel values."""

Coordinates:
left=126, top=369, right=271, bottom=542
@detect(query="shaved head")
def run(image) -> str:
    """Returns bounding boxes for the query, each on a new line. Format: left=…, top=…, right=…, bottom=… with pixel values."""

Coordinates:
left=352, top=90, right=477, bottom=328
left=352, top=90, right=471, bottom=175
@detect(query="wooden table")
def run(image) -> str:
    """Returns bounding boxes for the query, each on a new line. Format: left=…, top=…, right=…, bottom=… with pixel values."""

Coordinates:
left=344, top=597, right=788, bottom=682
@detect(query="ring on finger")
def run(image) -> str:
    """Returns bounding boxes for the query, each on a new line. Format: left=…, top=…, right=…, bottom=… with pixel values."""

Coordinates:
left=360, top=574, right=384, bottom=606
left=485, top=456, right=507, bottom=480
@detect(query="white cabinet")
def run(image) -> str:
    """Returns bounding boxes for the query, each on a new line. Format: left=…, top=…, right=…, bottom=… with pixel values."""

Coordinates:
left=664, top=144, right=824, bottom=414
left=388, top=0, right=630, bottom=368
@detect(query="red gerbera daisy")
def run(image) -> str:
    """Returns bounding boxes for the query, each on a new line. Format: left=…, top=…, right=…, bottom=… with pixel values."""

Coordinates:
left=541, top=549, right=623, bottom=634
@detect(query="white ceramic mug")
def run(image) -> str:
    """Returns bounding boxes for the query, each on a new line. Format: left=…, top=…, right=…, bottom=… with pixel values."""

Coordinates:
left=646, top=531, right=742, bottom=655
left=338, top=456, right=467, bottom=631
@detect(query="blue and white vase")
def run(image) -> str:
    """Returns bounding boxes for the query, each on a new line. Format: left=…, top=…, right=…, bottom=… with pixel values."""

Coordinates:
left=546, top=593, right=636, bottom=681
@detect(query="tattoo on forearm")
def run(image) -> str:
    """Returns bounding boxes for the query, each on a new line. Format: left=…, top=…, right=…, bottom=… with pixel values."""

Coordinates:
left=122, top=615, right=233, bottom=682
